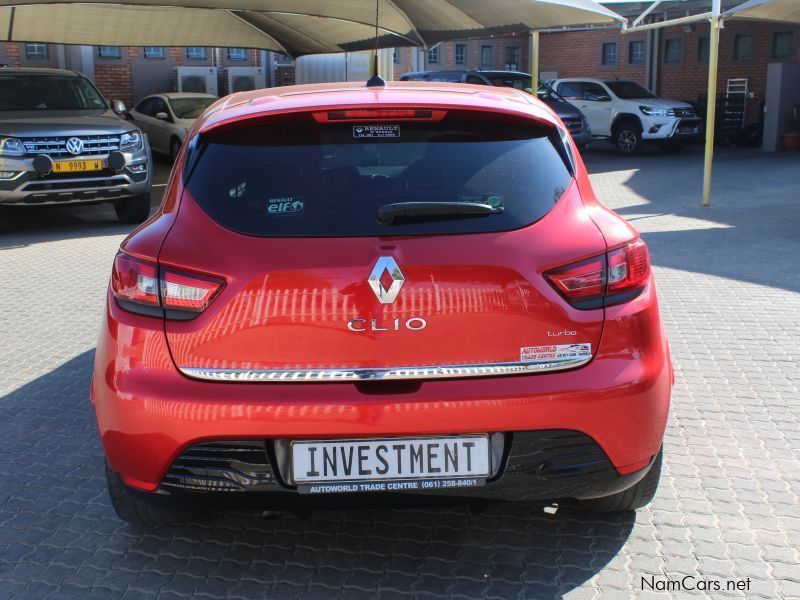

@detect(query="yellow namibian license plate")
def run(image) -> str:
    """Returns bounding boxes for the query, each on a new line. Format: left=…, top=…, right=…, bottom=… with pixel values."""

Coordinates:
left=52, top=159, right=103, bottom=174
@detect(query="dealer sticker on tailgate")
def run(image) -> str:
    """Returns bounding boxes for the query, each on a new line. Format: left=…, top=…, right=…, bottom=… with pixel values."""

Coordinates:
left=292, top=435, right=489, bottom=494
left=353, top=125, right=400, bottom=138
left=520, top=343, right=592, bottom=362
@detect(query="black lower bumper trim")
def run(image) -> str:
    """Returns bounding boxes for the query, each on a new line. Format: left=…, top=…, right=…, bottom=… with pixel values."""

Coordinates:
left=147, top=431, right=654, bottom=506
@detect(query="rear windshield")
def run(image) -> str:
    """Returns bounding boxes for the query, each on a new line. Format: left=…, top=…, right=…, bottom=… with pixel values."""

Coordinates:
left=185, top=114, right=572, bottom=237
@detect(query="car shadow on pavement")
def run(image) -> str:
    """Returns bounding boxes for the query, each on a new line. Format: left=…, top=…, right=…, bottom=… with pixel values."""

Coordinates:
left=0, top=204, right=147, bottom=250
left=0, top=351, right=635, bottom=599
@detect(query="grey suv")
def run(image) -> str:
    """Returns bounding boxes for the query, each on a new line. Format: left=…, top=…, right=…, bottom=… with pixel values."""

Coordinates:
left=0, top=68, right=152, bottom=223
left=400, top=70, right=590, bottom=149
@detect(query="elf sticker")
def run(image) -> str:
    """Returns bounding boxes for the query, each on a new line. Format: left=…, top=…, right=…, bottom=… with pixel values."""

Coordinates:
left=267, top=196, right=304, bottom=215
left=353, top=125, right=400, bottom=138
left=520, top=343, right=592, bottom=362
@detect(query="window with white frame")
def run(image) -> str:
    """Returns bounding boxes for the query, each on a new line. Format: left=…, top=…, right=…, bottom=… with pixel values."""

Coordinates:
left=143, top=47, right=164, bottom=59
left=427, top=46, right=439, bottom=64
left=186, top=47, right=207, bottom=60
left=97, top=46, right=122, bottom=59
left=227, top=48, right=247, bottom=60
left=601, top=42, right=617, bottom=66
left=628, top=40, right=644, bottom=64
left=455, top=44, right=466, bottom=65
left=25, top=43, right=49, bottom=60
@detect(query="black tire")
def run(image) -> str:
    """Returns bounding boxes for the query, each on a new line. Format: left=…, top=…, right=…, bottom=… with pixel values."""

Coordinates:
left=614, top=123, right=643, bottom=155
left=105, top=462, right=191, bottom=527
left=580, top=447, right=662, bottom=512
left=114, top=191, right=151, bottom=224
left=170, top=138, right=182, bottom=163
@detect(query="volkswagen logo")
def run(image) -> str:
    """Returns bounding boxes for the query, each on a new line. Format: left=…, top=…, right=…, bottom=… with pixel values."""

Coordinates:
left=368, top=257, right=405, bottom=304
left=65, top=137, right=84, bottom=155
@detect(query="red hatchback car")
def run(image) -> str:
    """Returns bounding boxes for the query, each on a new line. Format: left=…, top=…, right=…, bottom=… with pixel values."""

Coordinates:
left=92, top=81, right=672, bottom=526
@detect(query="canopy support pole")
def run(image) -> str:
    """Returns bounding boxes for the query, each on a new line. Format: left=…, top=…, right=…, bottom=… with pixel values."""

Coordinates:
left=702, top=0, right=721, bottom=207
left=530, top=30, right=540, bottom=92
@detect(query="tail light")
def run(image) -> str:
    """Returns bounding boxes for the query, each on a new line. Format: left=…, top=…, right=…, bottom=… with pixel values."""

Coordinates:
left=544, top=239, right=650, bottom=309
left=111, top=252, right=224, bottom=318
left=111, top=253, right=160, bottom=308
left=160, top=269, right=224, bottom=312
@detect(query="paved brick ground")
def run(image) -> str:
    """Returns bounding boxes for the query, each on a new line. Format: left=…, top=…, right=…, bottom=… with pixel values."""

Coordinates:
left=0, top=149, right=798, bottom=599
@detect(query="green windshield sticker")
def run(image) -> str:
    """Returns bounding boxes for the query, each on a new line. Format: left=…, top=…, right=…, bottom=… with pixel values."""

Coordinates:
left=460, top=193, right=504, bottom=210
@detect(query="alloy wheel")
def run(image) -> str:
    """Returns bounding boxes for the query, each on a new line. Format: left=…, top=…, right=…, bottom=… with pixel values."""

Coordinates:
left=618, top=130, right=638, bottom=154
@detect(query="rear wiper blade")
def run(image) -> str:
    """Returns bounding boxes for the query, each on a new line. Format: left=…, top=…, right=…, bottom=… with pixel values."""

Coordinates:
left=376, top=201, right=502, bottom=225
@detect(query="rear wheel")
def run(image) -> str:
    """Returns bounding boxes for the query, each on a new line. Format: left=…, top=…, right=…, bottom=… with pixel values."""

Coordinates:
left=580, top=447, right=662, bottom=512
left=113, top=191, right=151, bottom=224
left=614, top=123, right=643, bottom=155
left=106, top=462, right=192, bottom=527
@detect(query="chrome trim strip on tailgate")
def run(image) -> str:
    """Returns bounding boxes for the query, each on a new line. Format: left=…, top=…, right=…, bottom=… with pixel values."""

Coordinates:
left=179, top=357, right=591, bottom=382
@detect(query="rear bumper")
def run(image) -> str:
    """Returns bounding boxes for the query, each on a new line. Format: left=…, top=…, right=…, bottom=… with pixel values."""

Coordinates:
left=121, top=431, right=657, bottom=506
left=92, top=278, right=672, bottom=498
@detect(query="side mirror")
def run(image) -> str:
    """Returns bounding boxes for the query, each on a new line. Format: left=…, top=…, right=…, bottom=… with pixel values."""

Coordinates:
left=155, top=112, right=170, bottom=121
left=110, top=99, right=127, bottom=114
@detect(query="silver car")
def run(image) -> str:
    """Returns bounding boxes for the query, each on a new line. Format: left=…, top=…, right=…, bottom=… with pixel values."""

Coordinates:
left=0, top=68, right=152, bottom=224
left=129, top=93, right=217, bottom=162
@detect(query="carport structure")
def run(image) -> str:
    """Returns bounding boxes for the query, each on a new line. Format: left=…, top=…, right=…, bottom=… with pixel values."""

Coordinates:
left=623, top=0, right=800, bottom=206
left=0, top=0, right=624, bottom=57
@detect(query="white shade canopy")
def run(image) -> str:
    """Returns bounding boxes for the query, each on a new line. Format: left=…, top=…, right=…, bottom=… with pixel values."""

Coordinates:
left=723, top=0, right=800, bottom=24
left=0, top=0, right=625, bottom=56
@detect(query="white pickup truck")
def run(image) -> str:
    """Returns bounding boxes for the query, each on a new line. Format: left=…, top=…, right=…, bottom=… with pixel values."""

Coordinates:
left=551, top=78, right=702, bottom=154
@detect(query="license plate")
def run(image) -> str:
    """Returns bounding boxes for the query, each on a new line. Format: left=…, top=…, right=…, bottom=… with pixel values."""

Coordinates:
left=292, top=435, right=490, bottom=494
left=52, top=159, right=103, bottom=174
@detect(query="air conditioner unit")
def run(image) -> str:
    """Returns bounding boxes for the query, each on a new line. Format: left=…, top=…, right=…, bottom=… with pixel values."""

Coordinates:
left=227, top=67, right=267, bottom=93
left=176, top=67, right=218, bottom=96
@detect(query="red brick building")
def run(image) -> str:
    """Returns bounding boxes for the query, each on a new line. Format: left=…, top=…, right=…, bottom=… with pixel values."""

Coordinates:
left=391, top=35, right=534, bottom=80
left=538, top=20, right=800, bottom=126
left=389, top=1, right=800, bottom=129
left=0, top=43, right=264, bottom=107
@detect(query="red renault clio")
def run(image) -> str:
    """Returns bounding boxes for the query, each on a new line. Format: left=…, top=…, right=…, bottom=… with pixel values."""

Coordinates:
left=92, top=80, right=672, bottom=526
